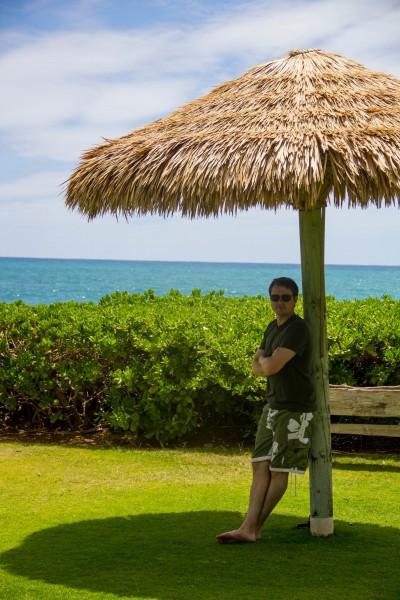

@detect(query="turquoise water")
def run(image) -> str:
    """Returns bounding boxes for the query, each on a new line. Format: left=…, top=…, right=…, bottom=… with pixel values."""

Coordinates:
left=0, top=257, right=399, bottom=304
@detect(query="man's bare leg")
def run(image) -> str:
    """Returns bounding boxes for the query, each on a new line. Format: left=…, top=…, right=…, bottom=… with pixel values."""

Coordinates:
left=255, top=470, right=289, bottom=535
left=216, top=460, right=271, bottom=543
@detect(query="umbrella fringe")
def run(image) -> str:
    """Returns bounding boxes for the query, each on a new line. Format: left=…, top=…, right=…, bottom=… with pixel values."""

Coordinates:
left=65, top=48, right=400, bottom=217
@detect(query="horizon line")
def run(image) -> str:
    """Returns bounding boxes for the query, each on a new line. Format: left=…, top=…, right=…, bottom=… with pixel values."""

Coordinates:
left=1, top=256, right=399, bottom=268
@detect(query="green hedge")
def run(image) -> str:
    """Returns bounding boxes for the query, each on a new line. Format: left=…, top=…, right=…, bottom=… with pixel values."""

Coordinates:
left=0, top=292, right=399, bottom=442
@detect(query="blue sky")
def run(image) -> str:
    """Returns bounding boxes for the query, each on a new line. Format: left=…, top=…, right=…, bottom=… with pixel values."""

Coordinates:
left=1, top=0, right=399, bottom=264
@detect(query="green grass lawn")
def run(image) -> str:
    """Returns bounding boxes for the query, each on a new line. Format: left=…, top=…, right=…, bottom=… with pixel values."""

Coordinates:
left=0, top=441, right=399, bottom=600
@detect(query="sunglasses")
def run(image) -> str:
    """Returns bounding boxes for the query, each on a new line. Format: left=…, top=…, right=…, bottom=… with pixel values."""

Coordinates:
left=270, top=294, right=293, bottom=302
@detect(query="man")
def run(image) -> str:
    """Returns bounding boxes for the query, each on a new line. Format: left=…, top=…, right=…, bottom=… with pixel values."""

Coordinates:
left=216, top=277, right=315, bottom=543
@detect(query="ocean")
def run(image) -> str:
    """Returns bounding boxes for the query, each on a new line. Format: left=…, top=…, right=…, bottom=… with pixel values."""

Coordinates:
left=0, top=257, right=399, bottom=304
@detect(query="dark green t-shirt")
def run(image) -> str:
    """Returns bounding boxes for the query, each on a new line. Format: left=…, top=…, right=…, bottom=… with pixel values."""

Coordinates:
left=259, top=314, right=316, bottom=412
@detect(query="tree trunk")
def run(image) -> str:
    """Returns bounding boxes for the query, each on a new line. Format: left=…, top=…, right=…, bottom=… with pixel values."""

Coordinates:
left=299, top=207, right=334, bottom=536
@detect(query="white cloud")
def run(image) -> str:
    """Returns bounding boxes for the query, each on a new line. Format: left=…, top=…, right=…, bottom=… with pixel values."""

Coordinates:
left=0, top=75, right=196, bottom=128
left=0, top=170, right=68, bottom=200
left=0, top=29, right=175, bottom=81
left=79, top=78, right=197, bottom=124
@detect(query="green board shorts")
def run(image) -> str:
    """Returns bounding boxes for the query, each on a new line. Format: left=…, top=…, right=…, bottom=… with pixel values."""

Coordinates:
left=252, top=406, right=314, bottom=474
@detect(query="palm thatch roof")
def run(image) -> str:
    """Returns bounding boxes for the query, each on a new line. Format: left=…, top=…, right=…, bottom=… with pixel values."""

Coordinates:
left=66, top=48, right=400, bottom=218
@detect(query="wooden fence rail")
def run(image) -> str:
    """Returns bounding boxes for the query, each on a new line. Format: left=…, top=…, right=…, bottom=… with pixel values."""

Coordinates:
left=329, top=385, right=400, bottom=437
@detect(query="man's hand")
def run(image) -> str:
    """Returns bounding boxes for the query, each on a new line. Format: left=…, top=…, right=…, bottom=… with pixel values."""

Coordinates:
left=258, top=347, right=296, bottom=376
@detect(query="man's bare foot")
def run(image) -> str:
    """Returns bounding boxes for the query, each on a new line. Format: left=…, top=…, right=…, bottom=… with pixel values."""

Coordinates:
left=255, top=532, right=262, bottom=541
left=216, top=529, right=257, bottom=544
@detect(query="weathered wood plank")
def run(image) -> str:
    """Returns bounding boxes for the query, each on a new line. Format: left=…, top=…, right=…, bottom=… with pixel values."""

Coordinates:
left=331, top=423, right=400, bottom=437
left=329, top=385, right=400, bottom=393
left=327, top=385, right=400, bottom=436
left=329, top=385, right=400, bottom=417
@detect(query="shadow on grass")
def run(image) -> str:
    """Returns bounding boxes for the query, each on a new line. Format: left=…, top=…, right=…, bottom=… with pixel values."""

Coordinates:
left=1, top=512, right=399, bottom=600
left=333, top=461, right=400, bottom=473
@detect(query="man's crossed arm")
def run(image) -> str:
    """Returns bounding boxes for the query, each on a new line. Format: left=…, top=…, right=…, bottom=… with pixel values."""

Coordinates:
left=252, top=347, right=296, bottom=377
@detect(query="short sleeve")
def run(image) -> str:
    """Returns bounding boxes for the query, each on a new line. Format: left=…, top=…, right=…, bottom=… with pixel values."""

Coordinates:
left=280, top=320, right=309, bottom=356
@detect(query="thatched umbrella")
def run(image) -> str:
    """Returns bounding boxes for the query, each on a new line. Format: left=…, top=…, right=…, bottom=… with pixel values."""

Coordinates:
left=66, top=48, right=400, bottom=536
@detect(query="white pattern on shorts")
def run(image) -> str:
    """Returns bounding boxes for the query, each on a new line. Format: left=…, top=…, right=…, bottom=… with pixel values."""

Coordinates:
left=287, top=412, right=313, bottom=444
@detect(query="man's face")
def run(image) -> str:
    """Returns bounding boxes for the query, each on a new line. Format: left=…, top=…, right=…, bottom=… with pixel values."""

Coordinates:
left=269, top=284, right=297, bottom=319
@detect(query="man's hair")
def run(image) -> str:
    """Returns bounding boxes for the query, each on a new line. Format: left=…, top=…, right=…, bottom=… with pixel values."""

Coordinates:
left=268, top=277, right=299, bottom=297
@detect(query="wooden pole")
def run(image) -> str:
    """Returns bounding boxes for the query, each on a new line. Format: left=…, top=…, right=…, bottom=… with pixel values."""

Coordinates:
left=299, top=207, right=334, bottom=536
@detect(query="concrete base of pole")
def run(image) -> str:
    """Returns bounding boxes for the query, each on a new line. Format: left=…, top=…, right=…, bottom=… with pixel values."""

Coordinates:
left=310, top=517, right=334, bottom=537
